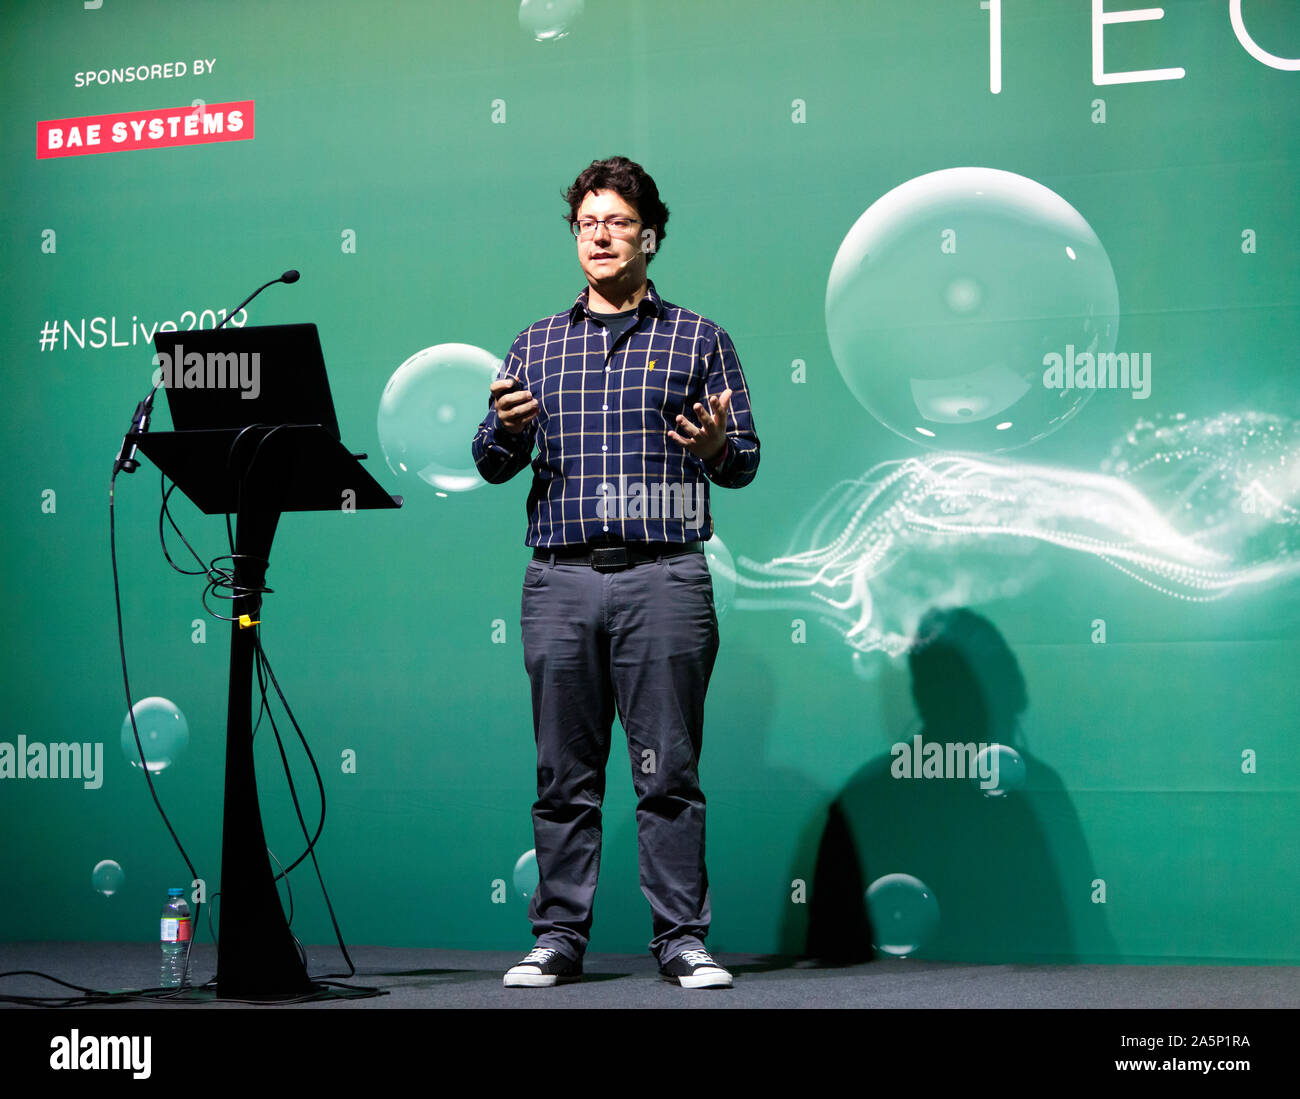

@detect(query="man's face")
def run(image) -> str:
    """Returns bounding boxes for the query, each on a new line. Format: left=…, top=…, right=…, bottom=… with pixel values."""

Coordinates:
left=574, top=189, right=646, bottom=291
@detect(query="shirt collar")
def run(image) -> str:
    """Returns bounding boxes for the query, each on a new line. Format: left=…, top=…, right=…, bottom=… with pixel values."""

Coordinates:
left=569, top=279, right=664, bottom=325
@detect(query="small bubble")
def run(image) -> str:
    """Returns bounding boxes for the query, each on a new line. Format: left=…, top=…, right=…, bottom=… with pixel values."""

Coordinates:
left=518, top=0, right=584, bottom=42
left=513, top=850, right=539, bottom=900
left=92, top=860, right=124, bottom=896
left=866, top=873, right=940, bottom=957
left=974, top=744, right=1027, bottom=797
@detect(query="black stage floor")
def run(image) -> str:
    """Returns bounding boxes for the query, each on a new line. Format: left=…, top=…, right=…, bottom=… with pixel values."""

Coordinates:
left=4, top=942, right=1294, bottom=1083
left=2, top=940, right=1296, bottom=1009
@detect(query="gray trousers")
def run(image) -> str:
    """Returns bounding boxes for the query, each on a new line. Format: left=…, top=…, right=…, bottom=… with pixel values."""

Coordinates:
left=520, top=548, right=719, bottom=965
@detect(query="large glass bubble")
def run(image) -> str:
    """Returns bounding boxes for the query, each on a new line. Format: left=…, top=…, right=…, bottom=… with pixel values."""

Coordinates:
left=377, top=343, right=502, bottom=493
left=826, top=167, right=1119, bottom=452
left=120, top=697, right=189, bottom=773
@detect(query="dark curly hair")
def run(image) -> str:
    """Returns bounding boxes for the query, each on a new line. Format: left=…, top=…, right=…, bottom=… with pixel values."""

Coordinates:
left=563, top=156, right=669, bottom=264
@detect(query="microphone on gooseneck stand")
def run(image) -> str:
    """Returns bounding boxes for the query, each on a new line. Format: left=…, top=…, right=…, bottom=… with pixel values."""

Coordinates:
left=112, top=269, right=301, bottom=475
left=216, top=269, right=301, bottom=330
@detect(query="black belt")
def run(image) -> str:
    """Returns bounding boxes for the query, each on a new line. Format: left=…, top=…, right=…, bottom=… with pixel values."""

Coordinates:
left=533, top=541, right=703, bottom=572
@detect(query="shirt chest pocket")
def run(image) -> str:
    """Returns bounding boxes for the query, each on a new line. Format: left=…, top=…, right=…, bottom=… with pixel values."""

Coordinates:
left=644, top=359, right=699, bottom=420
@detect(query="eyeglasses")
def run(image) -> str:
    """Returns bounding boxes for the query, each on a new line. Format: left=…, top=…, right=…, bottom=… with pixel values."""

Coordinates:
left=571, top=216, right=642, bottom=239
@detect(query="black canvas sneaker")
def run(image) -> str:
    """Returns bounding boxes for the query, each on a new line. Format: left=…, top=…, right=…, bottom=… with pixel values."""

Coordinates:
left=503, top=946, right=583, bottom=987
left=659, top=948, right=733, bottom=988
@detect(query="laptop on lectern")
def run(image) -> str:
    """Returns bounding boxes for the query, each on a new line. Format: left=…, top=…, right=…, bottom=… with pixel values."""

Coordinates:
left=153, top=323, right=341, bottom=439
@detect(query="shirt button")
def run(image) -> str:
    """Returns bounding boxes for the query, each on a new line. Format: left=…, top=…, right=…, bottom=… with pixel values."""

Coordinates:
left=602, top=525, right=609, bottom=532
left=604, top=366, right=610, bottom=373
left=601, top=444, right=608, bottom=451
left=602, top=405, right=608, bottom=411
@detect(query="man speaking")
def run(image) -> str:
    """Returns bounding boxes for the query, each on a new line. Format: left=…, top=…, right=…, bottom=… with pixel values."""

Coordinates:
left=472, top=156, right=759, bottom=989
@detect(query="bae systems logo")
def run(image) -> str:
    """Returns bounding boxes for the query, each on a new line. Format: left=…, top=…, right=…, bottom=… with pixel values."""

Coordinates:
left=37, top=100, right=254, bottom=159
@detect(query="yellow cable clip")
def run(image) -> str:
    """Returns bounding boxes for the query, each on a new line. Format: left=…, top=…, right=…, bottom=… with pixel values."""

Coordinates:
left=238, top=614, right=261, bottom=629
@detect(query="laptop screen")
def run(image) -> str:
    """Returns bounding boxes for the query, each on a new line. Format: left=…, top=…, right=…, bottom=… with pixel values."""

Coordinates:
left=153, top=323, right=340, bottom=439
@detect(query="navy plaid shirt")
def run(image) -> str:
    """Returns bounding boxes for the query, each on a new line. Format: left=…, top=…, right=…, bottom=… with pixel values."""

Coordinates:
left=472, top=280, right=760, bottom=547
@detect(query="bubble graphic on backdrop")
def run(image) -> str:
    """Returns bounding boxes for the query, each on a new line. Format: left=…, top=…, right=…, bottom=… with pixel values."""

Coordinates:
left=519, top=0, right=584, bottom=42
left=512, top=849, right=539, bottom=900
left=92, top=860, right=124, bottom=897
left=726, top=413, right=1300, bottom=659
left=826, top=167, right=1120, bottom=452
left=704, top=534, right=737, bottom=617
left=377, top=343, right=502, bottom=494
left=120, top=697, right=189, bottom=773
left=866, top=873, right=940, bottom=957
left=974, top=743, right=1026, bottom=798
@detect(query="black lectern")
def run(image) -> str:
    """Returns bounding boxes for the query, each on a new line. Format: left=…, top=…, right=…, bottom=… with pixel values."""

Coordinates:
left=132, top=332, right=401, bottom=1000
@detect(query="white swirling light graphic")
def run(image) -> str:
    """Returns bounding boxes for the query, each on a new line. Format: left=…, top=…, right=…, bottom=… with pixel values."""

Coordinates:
left=720, top=413, right=1300, bottom=657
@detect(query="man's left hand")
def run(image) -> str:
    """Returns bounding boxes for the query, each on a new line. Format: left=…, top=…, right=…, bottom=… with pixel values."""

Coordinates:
left=669, top=389, right=732, bottom=464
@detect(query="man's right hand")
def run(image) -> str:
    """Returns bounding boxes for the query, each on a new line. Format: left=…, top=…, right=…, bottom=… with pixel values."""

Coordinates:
left=492, top=378, right=538, bottom=434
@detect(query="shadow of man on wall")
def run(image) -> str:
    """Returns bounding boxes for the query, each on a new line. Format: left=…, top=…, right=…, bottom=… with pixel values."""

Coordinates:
left=807, top=605, right=1117, bottom=964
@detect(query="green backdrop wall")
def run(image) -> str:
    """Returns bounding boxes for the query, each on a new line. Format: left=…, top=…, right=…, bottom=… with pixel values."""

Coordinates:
left=3, top=0, right=1298, bottom=965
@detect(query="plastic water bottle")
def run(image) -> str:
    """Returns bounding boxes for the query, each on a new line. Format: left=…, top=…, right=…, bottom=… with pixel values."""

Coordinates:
left=159, top=887, right=192, bottom=988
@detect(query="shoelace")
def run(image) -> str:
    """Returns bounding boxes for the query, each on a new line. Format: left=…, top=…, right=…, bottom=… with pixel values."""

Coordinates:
left=679, top=949, right=716, bottom=967
left=523, top=947, right=559, bottom=965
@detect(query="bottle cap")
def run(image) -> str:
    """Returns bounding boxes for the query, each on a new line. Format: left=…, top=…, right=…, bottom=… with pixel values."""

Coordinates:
left=167, top=888, right=184, bottom=896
